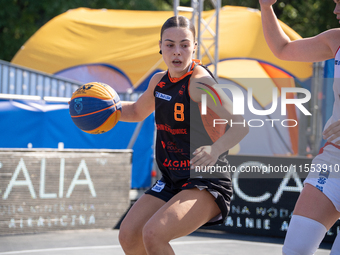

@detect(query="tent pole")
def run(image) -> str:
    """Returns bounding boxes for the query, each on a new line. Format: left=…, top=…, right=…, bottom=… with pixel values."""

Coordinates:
left=173, top=0, right=220, bottom=79
left=309, top=61, right=324, bottom=155
left=214, top=0, right=221, bottom=78
left=174, top=0, right=180, bottom=16
left=127, top=120, right=145, bottom=150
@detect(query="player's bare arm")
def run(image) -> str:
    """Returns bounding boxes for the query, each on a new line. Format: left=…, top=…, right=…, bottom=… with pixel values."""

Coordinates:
left=120, top=72, right=165, bottom=122
left=260, top=0, right=340, bottom=62
left=189, top=66, right=249, bottom=168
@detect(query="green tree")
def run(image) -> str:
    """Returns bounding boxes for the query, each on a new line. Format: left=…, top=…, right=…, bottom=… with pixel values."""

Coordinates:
left=162, top=0, right=338, bottom=38
left=223, top=0, right=338, bottom=38
left=0, top=0, right=170, bottom=61
left=274, top=0, right=338, bottom=38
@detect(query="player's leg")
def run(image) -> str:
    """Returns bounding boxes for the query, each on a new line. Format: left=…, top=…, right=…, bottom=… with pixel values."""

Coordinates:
left=330, top=233, right=340, bottom=255
left=142, top=188, right=221, bottom=255
left=293, top=184, right=340, bottom=229
left=282, top=184, right=340, bottom=255
left=119, top=194, right=166, bottom=255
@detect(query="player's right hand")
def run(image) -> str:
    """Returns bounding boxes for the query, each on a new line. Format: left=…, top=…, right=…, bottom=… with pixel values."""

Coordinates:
left=323, top=120, right=340, bottom=145
left=259, top=0, right=277, bottom=7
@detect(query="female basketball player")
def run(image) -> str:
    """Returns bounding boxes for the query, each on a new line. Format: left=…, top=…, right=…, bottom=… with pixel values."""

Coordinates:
left=118, top=16, right=249, bottom=255
left=260, top=0, right=340, bottom=254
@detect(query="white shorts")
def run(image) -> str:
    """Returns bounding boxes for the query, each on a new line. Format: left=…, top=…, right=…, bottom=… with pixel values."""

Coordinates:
left=303, top=142, right=340, bottom=212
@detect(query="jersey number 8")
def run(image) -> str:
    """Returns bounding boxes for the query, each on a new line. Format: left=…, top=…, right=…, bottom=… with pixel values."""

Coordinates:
left=174, top=103, right=184, bottom=121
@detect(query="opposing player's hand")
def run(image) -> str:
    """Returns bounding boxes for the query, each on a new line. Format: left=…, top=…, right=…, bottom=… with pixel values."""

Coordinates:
left=190, top=146, right=219, bottom=170
left=323, top=120, right=340, bottom=145
left=259, top=0, right=277, bottom=7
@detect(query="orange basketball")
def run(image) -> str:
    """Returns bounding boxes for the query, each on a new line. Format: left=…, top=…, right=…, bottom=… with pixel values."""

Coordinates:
left=69, top=82, right=122, bottom=134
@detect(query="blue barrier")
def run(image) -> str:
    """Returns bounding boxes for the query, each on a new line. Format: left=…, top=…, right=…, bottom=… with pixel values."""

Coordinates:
left=0, top=99, right=154, bottom=188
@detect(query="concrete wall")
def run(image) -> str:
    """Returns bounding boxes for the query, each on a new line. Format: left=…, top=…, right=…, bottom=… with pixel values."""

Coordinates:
left=0, top=149, right=132, bottom=235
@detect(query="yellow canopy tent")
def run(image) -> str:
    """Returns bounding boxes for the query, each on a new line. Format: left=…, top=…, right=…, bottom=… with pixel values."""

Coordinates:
left=11, top=6, right=313, bottom=156
left=11, top=6, right=312, bottom=88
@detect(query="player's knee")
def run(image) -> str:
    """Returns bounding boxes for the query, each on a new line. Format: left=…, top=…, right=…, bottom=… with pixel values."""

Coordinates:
left=119, top=223, right=141, bottom=250
left=118, top=227, right=131, bottom=249
left=142, top=223, right=164, bottom=251
left=142, top=224, right=157, bottom=249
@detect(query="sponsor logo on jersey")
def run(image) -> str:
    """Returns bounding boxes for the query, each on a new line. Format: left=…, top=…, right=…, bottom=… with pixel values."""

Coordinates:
left=179, top=85, right=186, bottom=96
left=156, top=124, right=187, bottom=135
left=162, top=141, right=186, bottom=154
left=335, top=60, right=340, bottom=65
left=163, top=159, right=190, bottom=169
left=157, top=81, right=166, bottom=88
left=155, top=91, right=172, bottom=101
left=182, top=182, right=191, bottom=187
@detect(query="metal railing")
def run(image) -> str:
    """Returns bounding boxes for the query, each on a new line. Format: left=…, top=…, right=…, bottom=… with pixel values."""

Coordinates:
left=0, top=60, right=142, bottom=101
left=0, top=60, right=82, bottom=98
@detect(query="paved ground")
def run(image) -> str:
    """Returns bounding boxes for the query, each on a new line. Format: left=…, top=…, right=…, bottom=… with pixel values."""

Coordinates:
left=0, top=228, right=332, bottom=255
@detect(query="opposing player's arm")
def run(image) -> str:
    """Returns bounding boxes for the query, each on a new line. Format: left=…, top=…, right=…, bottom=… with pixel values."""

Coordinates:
left=120, top=72, right=164, bottom=122
left=189, top=66, right=249, bottom=163
left=260, top=3, right=337, bottom=62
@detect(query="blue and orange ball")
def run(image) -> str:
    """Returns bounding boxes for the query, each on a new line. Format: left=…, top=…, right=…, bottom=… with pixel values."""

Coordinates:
left=69, top=82, right=122, bottom=134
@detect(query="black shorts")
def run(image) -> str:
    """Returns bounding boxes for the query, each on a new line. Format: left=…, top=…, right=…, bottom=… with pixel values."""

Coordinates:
left=145, top=177, right=232, bottom=226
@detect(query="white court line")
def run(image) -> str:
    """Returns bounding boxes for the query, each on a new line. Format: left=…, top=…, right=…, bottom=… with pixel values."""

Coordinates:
left=170, top=239, right=282, bottom=247
left=0, top=239, right=282, bottom=255
left=0, top=245, right=122, bottom=255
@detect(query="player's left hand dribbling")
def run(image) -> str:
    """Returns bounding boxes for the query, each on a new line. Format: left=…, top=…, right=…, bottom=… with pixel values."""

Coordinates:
left=190, top=146, right=219, bottom=169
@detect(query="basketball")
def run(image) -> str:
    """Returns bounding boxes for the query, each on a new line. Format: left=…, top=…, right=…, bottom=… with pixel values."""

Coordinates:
left=69, top=82, right=122, bottom=134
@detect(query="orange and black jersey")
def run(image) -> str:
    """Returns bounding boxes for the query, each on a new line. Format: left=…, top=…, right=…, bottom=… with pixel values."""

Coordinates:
left=154, top=60, right=228, bottom=188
